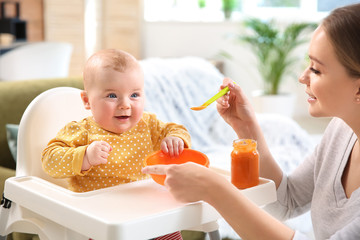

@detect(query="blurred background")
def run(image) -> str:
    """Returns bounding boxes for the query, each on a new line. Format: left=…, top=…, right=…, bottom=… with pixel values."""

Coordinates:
left=1, top=0, right=359, bottom=131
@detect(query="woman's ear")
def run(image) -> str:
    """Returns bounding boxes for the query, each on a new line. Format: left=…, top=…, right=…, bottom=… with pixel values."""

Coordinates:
left=80, top=91, right=91, bottom=109
left=354, top=77, right=360, bottom=103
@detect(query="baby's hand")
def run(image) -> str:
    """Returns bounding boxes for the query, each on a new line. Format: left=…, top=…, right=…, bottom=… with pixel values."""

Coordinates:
left=82, top=141, right=112, bottom=171
left=161, top=136, right=184, bottom=157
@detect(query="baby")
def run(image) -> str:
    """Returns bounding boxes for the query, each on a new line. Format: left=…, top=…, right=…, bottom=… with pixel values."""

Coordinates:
left=42, top=49, right=190, bottom=239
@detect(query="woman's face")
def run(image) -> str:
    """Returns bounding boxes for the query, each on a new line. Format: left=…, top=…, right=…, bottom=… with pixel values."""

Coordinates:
left=299, top=26, right=360, bottom=119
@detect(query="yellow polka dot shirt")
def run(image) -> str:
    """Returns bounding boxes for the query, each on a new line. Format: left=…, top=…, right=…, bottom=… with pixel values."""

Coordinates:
left=42, top=112, right=191, bottom=192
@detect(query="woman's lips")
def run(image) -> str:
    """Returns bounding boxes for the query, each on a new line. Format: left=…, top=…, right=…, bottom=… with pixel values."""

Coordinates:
left=306, top=93, right=317, bottom=103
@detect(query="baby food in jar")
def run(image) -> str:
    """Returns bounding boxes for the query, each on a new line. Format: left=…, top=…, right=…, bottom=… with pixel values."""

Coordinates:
left=231, top=139, right=259, bottom=189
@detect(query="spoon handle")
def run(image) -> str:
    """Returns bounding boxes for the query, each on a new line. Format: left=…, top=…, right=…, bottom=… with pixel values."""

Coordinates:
left=203, top=86, right=230, bottom=107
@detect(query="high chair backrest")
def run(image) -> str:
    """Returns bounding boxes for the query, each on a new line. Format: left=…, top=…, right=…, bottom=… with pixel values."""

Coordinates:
left=16, top=87, right=91, bottom=188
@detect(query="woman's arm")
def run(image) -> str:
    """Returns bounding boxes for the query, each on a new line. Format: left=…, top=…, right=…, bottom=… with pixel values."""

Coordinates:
left=208, top=174, right=295, bottom=240
left=142, top=163, right=295, bottom=240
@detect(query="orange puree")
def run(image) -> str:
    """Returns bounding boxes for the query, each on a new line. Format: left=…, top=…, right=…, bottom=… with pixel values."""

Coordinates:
left=231, top=139, right=259, bottom=189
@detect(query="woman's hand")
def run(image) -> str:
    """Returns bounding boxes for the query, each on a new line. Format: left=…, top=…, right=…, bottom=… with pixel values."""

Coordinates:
left=142, top=162, right=226, bottom=203
left=216, top=78, right=257, bottom=137
left=143, top=162, right=294, bottom=240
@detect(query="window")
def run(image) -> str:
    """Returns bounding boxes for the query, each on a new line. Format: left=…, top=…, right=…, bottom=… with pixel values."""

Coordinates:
left=317, top=0, right=360, bottom=11
left=144, top=0, right=225, bottom=22
left=144, top=0, right=360, bottom=22
left=258, top=0, right=300, bottom=7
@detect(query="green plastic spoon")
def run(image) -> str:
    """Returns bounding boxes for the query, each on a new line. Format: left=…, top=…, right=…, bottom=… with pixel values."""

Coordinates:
left=191, top=86, right=230, bottom=111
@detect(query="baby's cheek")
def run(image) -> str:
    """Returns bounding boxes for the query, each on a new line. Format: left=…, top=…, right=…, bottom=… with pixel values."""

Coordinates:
left=131, top=110, right=143, bottom=124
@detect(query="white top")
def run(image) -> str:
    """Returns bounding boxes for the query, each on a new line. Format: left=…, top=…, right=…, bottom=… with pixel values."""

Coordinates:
left=266, top=118, right=360, bottom=239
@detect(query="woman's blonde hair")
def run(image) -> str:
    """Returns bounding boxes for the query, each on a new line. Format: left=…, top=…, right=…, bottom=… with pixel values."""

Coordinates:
left=322, top=3, right=360, bottom=78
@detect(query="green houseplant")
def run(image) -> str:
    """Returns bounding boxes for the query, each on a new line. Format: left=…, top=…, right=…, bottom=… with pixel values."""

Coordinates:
left=222, top=0, right=238, bottom=19
left=239, top=18, right=317, bottom=95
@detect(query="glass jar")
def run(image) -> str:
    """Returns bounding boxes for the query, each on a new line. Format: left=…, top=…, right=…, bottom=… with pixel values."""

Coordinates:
left=231, top=139, right=259, bottom=189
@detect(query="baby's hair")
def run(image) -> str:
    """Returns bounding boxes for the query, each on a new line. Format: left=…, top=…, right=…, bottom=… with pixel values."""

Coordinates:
left=86, top=49, right=137, bottom=72
left=83, top=49, right=139, bottom=89
left=100, top=49, right=137, bottom=72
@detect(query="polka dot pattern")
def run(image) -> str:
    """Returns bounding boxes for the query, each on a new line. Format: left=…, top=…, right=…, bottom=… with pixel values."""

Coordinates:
left=42, top=112, right=191, bottom=192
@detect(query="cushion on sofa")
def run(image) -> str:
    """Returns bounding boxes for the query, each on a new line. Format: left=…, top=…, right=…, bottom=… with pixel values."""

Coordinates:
left=6, top=124, right=18, bottom=162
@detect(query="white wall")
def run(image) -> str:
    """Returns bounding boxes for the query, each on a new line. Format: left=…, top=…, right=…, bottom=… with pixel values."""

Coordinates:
left=142, top=21, right=313, bottom=117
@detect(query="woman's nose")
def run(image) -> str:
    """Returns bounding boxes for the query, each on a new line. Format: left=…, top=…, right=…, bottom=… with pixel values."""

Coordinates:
left=299, top=68, right=310, bottom=85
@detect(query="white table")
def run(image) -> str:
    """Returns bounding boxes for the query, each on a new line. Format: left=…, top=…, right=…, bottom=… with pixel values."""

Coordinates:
left=1, top=168, right=276, bottom=240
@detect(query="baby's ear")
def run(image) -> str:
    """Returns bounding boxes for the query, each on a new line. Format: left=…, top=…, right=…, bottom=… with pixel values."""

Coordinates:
left=80, top=91, right=91, bottom=109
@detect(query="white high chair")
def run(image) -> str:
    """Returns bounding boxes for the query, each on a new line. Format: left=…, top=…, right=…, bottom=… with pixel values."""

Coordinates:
left=0, top=87, right=276, bottom=240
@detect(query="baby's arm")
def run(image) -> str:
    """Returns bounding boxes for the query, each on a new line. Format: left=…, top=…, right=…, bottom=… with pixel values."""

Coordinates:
left=82, top=141, right=112, bottom=171
left=160, top=136, right=184, bottom=157
left=42, top=121, right=112, bottom=177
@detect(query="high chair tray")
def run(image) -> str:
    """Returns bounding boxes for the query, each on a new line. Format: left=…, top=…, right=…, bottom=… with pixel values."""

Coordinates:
left=4, top=167, right=276, bottom=240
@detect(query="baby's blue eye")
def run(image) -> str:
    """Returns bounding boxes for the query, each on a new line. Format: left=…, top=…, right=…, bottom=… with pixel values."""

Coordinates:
left=131, top=93, right=139, bottom=98
left=108, top=93, right=117, bottom=98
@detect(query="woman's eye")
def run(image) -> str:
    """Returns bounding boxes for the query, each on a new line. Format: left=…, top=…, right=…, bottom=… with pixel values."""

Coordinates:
left=310, top=67, right=321, bottom=75
left=108, top=93, right=117, bottom=98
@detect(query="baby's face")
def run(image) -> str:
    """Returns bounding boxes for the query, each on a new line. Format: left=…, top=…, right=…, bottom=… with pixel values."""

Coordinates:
left=84, top=66, right=145, bottom=134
